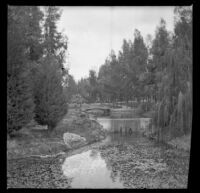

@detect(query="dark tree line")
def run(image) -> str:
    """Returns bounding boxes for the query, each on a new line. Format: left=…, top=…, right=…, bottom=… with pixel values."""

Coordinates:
left=77, top=6, right=192, bottom=140
left=7, top=6, right=71, bottom=135
left=7, top=6, right=192, bottom=140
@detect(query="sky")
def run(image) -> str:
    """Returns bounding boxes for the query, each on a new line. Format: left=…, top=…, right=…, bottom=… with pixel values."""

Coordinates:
left=57, top=6, right=175, bottom=82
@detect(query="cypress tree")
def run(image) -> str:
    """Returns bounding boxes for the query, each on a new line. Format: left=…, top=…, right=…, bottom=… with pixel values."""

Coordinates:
left=33, top=55, right=68, bottom=131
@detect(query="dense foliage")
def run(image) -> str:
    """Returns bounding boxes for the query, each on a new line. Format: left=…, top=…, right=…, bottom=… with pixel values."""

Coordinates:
left=33, top=56, right=68, bottom=130
left=7, top=6, right=192, bottom=140
left=7, top=6, right=71, bottom=135
left=77, top=6, right=192, bottom=140
left=7, top=6, right=39, bottom=134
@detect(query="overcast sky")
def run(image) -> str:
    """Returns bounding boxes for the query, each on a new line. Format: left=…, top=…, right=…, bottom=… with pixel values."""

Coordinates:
left=57, top=6, right=175, bottom=82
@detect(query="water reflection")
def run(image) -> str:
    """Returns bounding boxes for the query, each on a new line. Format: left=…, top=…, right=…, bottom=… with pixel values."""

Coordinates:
left=105, top=131, right=148, bottom=146
left=61, top=131, right=187, bottom=188
left=62, top=132, right=159, bottom=188
left=97, top=118, right=151, bottom=133
left=62, top=149, right=124, bottom=188
left=61, top=115, right=189, bottom=189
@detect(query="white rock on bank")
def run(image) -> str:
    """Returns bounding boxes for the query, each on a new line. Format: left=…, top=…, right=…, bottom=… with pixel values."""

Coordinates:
left=63, top=132, right=87, bottom=149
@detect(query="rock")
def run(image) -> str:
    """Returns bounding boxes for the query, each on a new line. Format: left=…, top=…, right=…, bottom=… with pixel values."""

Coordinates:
left=63, top=132, right=87, bottom=149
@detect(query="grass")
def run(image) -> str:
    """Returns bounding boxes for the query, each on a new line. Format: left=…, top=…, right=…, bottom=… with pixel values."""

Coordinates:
left=7, top=108, right=107, bottom=160
left=7, top=131, right=68, bottom=160
left=167, top=134, right=191, bottom=152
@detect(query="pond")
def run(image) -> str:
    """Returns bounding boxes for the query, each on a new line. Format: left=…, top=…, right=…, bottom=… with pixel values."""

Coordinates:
left=7, top=118, right=190, bottom=188
left=61, top=129, right=190, bottom=188
left=62, top=149, right=124, bottom=188
left=97, top=118, right=151, bottom=133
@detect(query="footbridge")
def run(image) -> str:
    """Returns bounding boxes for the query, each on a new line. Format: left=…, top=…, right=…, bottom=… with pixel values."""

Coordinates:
left=83, top=107, right=111, bottom=116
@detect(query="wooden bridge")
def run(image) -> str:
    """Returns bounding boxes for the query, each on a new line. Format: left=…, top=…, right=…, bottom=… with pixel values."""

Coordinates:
left=83, top=107, right=111, bottom=116
left=83, top=106, right=137, bottom=118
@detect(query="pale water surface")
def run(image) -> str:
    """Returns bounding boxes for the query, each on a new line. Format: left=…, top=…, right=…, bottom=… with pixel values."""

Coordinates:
left=61, top=118, right=189, bottom=189
left=62, top=118, right=151, bottom=188
left=62, top=149, right=124, bottom=188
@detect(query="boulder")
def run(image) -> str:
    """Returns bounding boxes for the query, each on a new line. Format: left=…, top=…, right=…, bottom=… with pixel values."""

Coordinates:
left=63, top=132, right=87, bottom=149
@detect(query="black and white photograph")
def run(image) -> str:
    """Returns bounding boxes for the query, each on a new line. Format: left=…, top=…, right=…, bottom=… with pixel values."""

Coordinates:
left=7, top=5, right=192, bottom=189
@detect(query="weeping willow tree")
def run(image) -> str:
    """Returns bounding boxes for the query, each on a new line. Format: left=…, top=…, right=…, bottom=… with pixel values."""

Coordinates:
left=151, top=6, right=192, bottom=142
left=154, top=90, right=191, bottom=141
left=153, top=61, right=192, bottom=141
left=177, top=91, right=184, bottom=135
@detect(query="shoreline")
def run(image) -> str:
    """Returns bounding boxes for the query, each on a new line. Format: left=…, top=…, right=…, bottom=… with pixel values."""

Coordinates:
left=7, top=131, right=190, bottom=161
left=144, top=132, right=191, bottom=153
left=7, top=133, right=107, bottom=161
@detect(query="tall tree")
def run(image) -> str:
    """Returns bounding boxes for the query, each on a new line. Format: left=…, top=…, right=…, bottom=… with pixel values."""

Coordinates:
left=131, top=29, right=148, bottom=102
left=150, top=18, right=170, bottom=101
left=63, top=74, right=77, bottom=102
left=88, top=69, right=98, bottom=103
left=32, top=6, right=69, bottom=131
left=43, top=6, right=68, bottom=71
left=26, top=6, right=44, bottom=61
left=7, top=6, right=40, bottom=135
left=77, top=78, right=90, bottom=102
left=33, top=55, right=68, bottom=130
left=152, top=6, right=192, bottom=140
